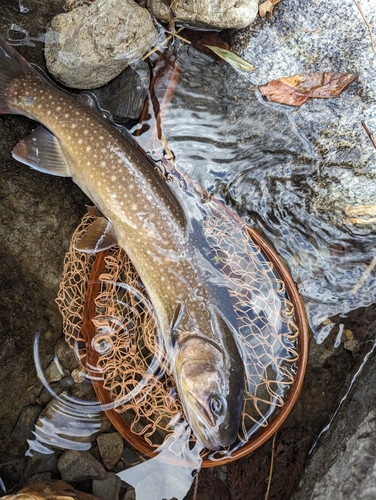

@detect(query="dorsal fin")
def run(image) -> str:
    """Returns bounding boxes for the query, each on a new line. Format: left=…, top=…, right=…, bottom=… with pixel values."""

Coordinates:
left=74, top=217, right=118, bottom=253
left=12, top=125, right=71, bottom=177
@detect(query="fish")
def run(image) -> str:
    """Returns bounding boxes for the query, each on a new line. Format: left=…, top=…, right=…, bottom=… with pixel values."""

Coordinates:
left=0, top=38, right=244, bottom=450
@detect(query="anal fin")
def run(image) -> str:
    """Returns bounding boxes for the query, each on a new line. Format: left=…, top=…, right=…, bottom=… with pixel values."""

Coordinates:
left=12, top=125, right=71, bottom=177
left=74, top=217, right=118, bottom=253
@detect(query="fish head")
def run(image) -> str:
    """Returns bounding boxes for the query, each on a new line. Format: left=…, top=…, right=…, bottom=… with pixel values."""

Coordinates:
left=172, top=326, right=244, bottom=451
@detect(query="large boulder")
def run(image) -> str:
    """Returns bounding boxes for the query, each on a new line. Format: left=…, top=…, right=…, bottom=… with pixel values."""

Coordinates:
left=44, top=0, right=158, bottom=89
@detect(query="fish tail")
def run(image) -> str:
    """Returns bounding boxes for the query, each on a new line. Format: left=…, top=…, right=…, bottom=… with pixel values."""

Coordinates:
left=0, top=38, right=37, bottom=114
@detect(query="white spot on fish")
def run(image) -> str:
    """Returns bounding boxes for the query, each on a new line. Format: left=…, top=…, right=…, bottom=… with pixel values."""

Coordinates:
left=86, top=146, right=91, bottom=152
left=78, top=139, right=83, bottom=145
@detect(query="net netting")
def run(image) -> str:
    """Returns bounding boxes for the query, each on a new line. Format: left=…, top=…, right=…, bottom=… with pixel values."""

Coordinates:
left=56, top=200, right=303, bottom=462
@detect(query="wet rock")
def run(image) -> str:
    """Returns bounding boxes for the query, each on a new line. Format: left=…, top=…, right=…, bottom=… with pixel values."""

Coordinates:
left=29, top=397, right=103, bottom=455
left=44, top=359, right=67, bottom=383
left=97, top=432, right=124, bottom=469
left=44, top=0, right=158, bottom=89
left=36, top=382, right=63, bottom=406
left=122, top=486, right=136, bottom=500
left=2, top=479, right=100, bottom=499
left=58, top=450, right=108, bottom=483
left=149, top=0, right=259, bottom=29
left=24, top=452, right=58, bottom=479
left=26, top=472, right=53, bottom=485
left=292, top=345, right=376, bottom=500
left=92, top=473, right=122, bottom=500
left=121, top=447, right=142, bottom=468
left=71, top=367, right=87, bottom=384
left=91, top=61, right=150, bottom=123
left=60, top=376, right=75, bottom=389
left=55, top=337, right=80, bottom=371
left=12, top=404, right=43, bottom=442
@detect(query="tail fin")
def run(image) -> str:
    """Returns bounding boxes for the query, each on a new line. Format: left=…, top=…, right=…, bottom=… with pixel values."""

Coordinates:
left=0, top=37, right=37, bottom=114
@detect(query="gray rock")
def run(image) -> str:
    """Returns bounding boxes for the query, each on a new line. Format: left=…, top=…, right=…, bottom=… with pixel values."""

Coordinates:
left=122, top=486, right=136, bottom=500
left=44, top=0, right=158, bottom=89
left=121, top=447, right=142, bottom=468
left=97, top=433, right=124, bottom=469
left=29, top=397, right=103, bottom=454
left=55, top=337, right=80, bottom=372
left=24, top=452, right=57, bottom=479
left=149, top=0, right=259, bottom=29
left=26, top=472, right=53, bottom=485
left=12, top=404, right=43, bottom=442
left=91, top=60, right=150, bottom=123
left=44, top=358, right=67, bottom=383
left=58, top=450, right=108, bottom=482
left=92, top=472, right=122, bottom=500
left=292, top=345, right=376, bottom=500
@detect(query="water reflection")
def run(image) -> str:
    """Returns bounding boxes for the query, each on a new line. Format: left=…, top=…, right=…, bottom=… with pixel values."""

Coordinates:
left=27, top=332, right=103, bottom=455
left=131, top=45, right=376, bottom=342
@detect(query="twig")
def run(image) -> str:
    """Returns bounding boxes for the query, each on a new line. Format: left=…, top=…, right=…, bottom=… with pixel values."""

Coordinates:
left=351, top=255, right=376, bottom=294
left=265, top=432, right=277, bottom=500
left=192, top=470, right=199, bottom=500
left=164, top=29, right=191, bottom=45
left=353, top=0, right=376, bottom=54
left=142, top=27, right=185, bottom=60
left=361, top=120, right=376, bottom=149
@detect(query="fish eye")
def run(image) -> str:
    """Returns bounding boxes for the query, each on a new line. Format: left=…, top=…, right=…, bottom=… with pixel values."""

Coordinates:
left=210, top=395, right=227, bottom=416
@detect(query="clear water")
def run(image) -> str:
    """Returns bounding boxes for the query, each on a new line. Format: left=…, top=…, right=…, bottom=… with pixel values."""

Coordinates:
left=132, top=45, right=376, bottom=343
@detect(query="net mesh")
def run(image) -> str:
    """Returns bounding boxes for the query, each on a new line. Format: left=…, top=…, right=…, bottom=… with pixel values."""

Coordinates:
left=56, top=204, right=300, bottom=459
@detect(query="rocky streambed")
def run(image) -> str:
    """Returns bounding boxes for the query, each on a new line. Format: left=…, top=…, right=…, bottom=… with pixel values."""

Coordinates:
left=1, top=0, right=376, bottom=499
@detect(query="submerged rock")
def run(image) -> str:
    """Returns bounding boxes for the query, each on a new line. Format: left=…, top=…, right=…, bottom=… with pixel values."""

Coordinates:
left=149, top=0, right=259, bottom=29
left=58, top=450, right=108, bottom=483
left=91, top=61, right=150, bottom=123
left=44, top=0, right=158, bottom=89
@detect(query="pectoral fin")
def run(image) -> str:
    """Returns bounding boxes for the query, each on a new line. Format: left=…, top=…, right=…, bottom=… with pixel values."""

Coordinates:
left=12, top=125, right=71, bottom=177
left=74, top=217, right=118, bottom=253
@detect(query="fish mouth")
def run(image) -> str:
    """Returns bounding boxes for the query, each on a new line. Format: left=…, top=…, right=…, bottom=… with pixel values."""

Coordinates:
left=185, top=393, right=235, bottom=451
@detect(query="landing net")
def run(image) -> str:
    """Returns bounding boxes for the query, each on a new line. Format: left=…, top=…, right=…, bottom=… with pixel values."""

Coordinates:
left=56, top=203, right=307, bottom=465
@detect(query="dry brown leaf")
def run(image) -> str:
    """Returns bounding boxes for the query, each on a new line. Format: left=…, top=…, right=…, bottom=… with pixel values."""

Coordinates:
left=259, top=72, right=357, bottom=106
left=259, top=0, right=281, bottom=18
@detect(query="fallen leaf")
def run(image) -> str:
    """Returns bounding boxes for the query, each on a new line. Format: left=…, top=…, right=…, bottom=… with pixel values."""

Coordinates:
left=259, top=72, right=357, bottom=106
left=184, top=30, right=230, bottom=58
left=205, top=45, right=255, bottom=72
left=259, top=0, right=281, bottom=18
